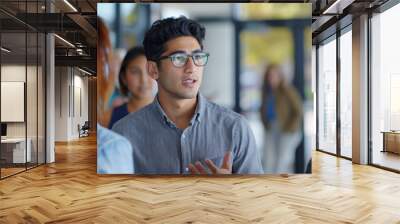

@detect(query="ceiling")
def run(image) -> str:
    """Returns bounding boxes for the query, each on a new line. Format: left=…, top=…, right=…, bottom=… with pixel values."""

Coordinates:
left=0, top=0, right=97, bottom=74
left=310, top=0, right=389, bottom=43
left=0, top=0, right=395, bottom=74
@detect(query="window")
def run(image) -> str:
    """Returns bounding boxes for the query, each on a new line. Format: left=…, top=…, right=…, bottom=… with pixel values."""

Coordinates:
left=371, top=3, right=400, bottom=171
left=317, top=36, right=337, bottom=154
left=339, top=28, right=352, bottom=158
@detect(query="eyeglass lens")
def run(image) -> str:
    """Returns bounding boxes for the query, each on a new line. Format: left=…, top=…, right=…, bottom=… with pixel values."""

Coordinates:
left=171, top=53, right=208, bottom=67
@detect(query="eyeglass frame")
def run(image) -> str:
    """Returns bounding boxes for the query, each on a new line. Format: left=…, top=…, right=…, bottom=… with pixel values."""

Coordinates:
left=158, top=51, right=210, bottom=68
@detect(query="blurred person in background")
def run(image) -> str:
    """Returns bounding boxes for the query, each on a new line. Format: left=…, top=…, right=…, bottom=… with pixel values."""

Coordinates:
left=108, top=46, right=155, bottom=129
left=260, top=64, right=302, bottom=173
left=97, top=18, right=134, bottom=174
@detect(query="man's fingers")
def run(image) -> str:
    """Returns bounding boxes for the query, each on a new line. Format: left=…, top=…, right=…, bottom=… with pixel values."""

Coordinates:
left=191, top=151, right=233, bottom=175
left=205, top=159, right=218, bottom=174
left=188, top=164, right=200, bottom=174
left=222, top=151, right=232, bottom=170
left=195, top=161, right=208, bottom=174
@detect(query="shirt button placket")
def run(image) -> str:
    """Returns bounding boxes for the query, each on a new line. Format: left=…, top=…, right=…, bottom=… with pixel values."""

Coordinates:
left=181, top=130, right=190, bottom=174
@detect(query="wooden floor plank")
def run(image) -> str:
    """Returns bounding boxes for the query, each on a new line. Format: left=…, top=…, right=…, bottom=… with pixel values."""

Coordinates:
left=1, top=134, right=400, bottom=223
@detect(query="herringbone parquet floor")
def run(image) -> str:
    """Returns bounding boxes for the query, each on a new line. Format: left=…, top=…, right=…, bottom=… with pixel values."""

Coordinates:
left=1, top=135, right=400, bottom=223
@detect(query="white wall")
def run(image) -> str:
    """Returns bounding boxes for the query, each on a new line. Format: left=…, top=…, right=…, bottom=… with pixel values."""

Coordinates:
left=1, top=65, right=26, bottom=81
left=54, top=66, right=69, bottom=141
left=200, top=22, right=235, bottom=108
left=54, top=67, right=89, bottom=141
left=72, top=73, right=89, bottom=138
left=1, top=65, right=34, bottom=138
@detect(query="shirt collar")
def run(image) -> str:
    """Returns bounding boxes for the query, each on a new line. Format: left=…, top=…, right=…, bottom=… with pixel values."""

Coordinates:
left=192, top=93, right=205, bottom=123
left=153, top=96, right=174, bottom=127
left=152, top=93, right=206, bottom=127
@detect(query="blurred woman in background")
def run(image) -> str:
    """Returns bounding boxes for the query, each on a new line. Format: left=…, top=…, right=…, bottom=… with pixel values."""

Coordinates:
left=260, top=64, right=303, bottom=173
left=108, top=46, right=155, bottom=129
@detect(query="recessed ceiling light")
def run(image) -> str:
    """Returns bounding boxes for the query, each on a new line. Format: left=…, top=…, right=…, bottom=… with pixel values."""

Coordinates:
left=63, top=0, right=78, bottom=12
left=78, top=67, right=93, bottom=76
left=322, top=0, right=354, bottom=15
left=54, top=34, right=75, bottom=48
left=1, top=47, right=11, bottom=53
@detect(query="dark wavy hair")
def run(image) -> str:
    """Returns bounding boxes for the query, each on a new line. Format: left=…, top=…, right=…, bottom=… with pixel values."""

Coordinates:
left=143, top=16, right=206, bottom=62
left=118, top=46, right=146, bottom=96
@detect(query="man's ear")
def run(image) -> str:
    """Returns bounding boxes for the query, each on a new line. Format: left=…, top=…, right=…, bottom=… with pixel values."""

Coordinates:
left=147, top=61, right=159, bottom=81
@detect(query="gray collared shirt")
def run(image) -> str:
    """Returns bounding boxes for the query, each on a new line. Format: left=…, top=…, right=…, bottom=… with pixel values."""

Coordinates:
left=112, top=93, right=263, bottom=174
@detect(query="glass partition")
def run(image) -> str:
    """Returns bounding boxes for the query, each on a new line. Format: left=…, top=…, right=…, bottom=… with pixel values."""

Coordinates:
left=27, top=30, right=38, bottom=169
left=1, top=30, right=28, bottom=178
left=38, top=32, right=45, bottom=165
left=0, top=0, right=46, bottom=179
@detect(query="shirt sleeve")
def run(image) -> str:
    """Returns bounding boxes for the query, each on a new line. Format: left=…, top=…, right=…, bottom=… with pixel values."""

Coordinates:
left=232, top=116, right=264, bottom=174
left=97, top=133, right=134, bottom=174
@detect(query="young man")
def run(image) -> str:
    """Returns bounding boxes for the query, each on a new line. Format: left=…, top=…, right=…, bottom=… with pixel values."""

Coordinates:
left=113, top=16, right=263, bottom=174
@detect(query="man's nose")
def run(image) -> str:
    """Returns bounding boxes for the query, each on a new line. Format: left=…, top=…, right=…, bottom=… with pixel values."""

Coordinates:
left=184, top=56, right=195, bottom=72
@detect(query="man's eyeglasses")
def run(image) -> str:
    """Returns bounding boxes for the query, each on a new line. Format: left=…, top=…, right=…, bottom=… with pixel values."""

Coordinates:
left=158, top=52, right=210, bottom=68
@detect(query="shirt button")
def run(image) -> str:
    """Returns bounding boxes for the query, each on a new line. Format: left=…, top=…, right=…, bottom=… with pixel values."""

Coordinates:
left=182, top=134, right=186, bottom=138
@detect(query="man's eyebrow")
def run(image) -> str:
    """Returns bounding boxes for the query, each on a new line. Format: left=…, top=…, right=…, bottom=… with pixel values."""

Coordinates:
left=167, top=50, right=186, bottom=55
left=166, top=49, right=203, bottom=55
